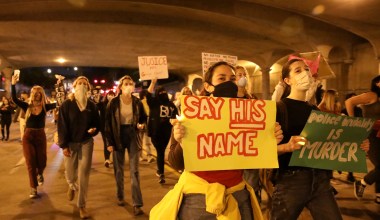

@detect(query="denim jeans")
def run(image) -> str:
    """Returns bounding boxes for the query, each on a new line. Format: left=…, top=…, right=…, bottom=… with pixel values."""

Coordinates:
left=65, top=138, right=94, bottom=208
left=113, top=125, right=143, bottom=207
left=177, top=188, right=254, bottom=220
left=270, top=168, right=342, bottom=220
left=363, top=130, right=380, bottom=193
left=244, top=169, right=260, bottom=192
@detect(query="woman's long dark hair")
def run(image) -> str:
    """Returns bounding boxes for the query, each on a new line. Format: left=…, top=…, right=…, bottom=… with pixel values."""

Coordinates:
left=370, top=75, right=380, bottom=97
left=280, top=58, right=305, bottom=99
left=200, top=61, right=235, bottom=96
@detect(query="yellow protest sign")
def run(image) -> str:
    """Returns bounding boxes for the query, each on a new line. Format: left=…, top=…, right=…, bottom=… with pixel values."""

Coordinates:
left=180, top=96, right=279, bottom=171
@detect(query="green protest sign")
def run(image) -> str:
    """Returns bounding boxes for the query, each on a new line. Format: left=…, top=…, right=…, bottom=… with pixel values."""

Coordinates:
left=289, top=110, right=375, bottom=173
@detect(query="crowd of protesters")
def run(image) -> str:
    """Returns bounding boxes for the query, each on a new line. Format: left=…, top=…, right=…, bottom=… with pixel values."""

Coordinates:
left=1, top=60, right=378, bottom=219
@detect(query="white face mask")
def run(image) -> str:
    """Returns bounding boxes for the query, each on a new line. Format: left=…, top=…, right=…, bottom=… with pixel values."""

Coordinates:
left=237, top=76, right=247, bottom=87
left=122, top=85, right=134, bottom=95
left=294, top=70, right=312, bottom=91
left=74, top=84, right=88, bottom=111
left=75, top=84, right=88, bottom=95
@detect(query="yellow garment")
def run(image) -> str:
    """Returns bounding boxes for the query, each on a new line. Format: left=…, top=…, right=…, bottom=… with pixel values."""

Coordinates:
left=150, top=171, right=263, bottom=220
left=141, top=98, right=150, bottom=116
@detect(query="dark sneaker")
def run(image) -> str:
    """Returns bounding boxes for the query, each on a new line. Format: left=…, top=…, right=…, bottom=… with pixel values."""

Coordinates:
left=158, top=174, right=165, bottom=184
left=354, top=180, right=366, bottom=200
left=347, top=173, right=356, bottom=183
left=37, top=174, right=44, bottom=186
left=67, top=187, right=75, bottom=201
left=134, top=206, right=144, bottom=216
left=30, top=188, right=38, bottom=199
left=375, top=196, right=380, bottom=204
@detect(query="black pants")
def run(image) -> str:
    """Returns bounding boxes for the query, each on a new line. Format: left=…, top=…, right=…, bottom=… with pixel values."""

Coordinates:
left=1, top=119, right=11, bottom=139
left=364, top=130, right=380, bottom=193
left=151, top=125, right=172, bottom=175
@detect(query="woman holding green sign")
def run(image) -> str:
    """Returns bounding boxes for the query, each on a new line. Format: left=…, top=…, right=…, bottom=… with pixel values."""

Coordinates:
left=271, top=58, right=343, bottom=220
left=270, top=58, right=370, bottom=220
left=346, top=75, right=380, bottom=204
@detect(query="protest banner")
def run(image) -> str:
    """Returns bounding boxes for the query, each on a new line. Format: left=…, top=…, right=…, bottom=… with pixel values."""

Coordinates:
left=289, top=110, right=375, bottom=173
left=180, top=95, right=278, bottom=171
left=202, top=52, right=238, bottom=74
left=138, top=56, right=168, bottom=80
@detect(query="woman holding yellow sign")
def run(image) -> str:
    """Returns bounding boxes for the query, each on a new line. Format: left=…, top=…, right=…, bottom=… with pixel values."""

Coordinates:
left=150, top=61, right=283, bottom=220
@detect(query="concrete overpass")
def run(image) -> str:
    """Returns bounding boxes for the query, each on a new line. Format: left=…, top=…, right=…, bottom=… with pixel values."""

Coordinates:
left=0, top=0, right=380, bottom=98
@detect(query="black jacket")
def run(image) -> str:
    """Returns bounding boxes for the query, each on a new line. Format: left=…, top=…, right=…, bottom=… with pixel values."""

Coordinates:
left=105, top=95, right=147, bottom=151
left=57, top=98, right=100, bottom=148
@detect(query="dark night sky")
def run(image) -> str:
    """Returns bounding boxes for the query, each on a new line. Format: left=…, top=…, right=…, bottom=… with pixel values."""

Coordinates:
left=17, top=66, right=186, bottom=94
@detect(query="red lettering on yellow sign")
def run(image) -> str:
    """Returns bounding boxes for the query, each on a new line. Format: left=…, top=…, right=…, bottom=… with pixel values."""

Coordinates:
left=197, top=131, right=258, bottom=159
left=229, top=99, right=266, bottom=130
left=183, top=96, right=224, bottom=120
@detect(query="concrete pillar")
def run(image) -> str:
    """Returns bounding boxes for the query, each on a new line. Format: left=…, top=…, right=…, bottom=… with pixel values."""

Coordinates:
left=1, top=67, right=13, bottom=98
left=261, top=67, right=271, bottom=100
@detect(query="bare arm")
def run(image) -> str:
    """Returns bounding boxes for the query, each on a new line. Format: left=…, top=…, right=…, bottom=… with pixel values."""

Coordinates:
left=345, top=92, right=377, bottom=116
left=147, top=78, right=157, bottom=94
left=277, top=136, right=306, bottom=155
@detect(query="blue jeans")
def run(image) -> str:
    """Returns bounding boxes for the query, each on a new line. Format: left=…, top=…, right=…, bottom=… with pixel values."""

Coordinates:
left=113, top=125, right=143, bottom=207
left=65, top=138, right=93, bottom=208
left=244, top=169, right=260, bottom=192
left=270, top=169, right=342, bottom=220
left=177, top=188, right=254, bottom=220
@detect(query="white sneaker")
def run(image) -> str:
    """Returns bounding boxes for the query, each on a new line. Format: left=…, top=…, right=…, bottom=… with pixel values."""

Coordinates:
left=30, top=188, right=38, bottom=199
left=104, top=160, right=112, bottom=168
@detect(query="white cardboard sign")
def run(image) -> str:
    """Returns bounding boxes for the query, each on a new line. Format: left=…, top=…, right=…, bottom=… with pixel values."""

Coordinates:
left=202, top=52, right=238, bottom=74
left=138, top=56, right=169, bottom=80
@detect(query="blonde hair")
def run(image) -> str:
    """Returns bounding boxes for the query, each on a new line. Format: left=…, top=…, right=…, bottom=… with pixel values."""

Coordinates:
left=25, top=85, right=48, bottom=122
left=235, top=65, right=248, bottom=76
left=318, top=89, right=341, bottom=114
left=70, top=76, right=91, bottom=101
left=116, top=75, right=134, bottom=96
left=180, top=86, right=193, bottom=95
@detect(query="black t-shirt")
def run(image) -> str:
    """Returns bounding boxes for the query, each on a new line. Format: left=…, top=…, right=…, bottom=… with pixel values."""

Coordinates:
left=277, top=98, right=318, bottom=170
left=146, top=93, right=177, bottom=137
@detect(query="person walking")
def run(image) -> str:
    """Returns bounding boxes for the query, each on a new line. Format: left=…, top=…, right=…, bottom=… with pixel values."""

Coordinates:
left=147, top=78, right=178, bottom=184
left=11, top=73, right=56, bottom=198
left=98, top=90, right=115, bottom=168
left=57, top=76, right=100, bottom=219
left=151, top=61, right=283, bottom=220
left=138, top=89, right=155, bottom=163
left=270, top=58, right=369, bottom=219
left=105, top=75, right=146, bottom=215
left=0, top=97, right=15, bottom=141
left=346, top=75, right=380, bottom=204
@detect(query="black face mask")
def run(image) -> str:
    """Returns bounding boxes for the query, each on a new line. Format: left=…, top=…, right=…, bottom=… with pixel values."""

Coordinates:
left=211, top=81, right=238, bottom=98
left=159, top=93, right=169, bottom=102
